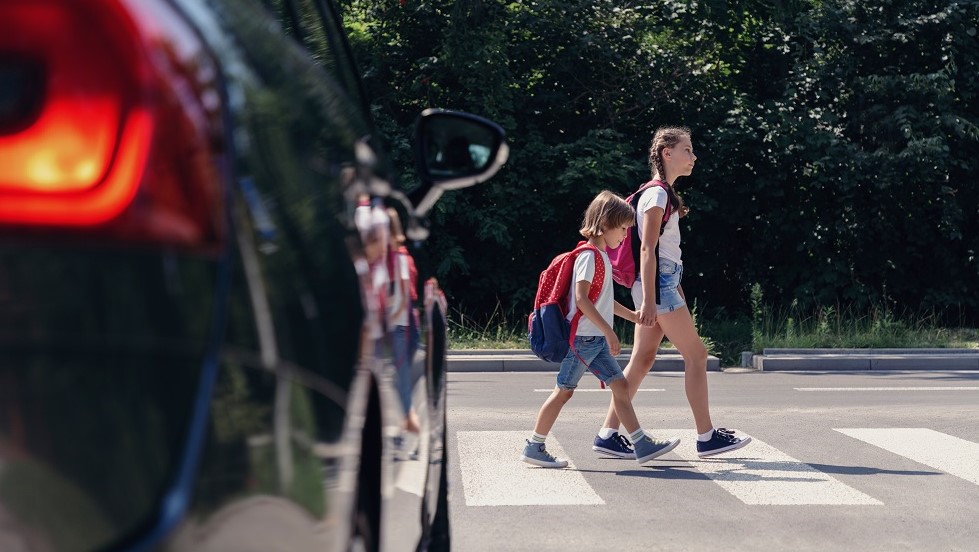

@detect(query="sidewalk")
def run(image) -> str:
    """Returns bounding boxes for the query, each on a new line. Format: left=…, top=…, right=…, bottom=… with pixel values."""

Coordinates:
left=447, top=348, right=979, bottom=372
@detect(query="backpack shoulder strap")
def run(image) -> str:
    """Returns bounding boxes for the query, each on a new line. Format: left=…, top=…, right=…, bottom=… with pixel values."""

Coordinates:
left=651, top=179, right=673, bottom=225
left=568, top=242, right=605, bottom=315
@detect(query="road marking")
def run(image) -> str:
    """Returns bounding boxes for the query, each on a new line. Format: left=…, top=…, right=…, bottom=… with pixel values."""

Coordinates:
left=533, top=388, right=665, bottom=392
left=456, top=431, right=604, bottom=506
left=656, top=430, right=881, bottom=505
left=796, top=387, right=979, bottom=392
left=835, top=428, right=979, bottom=486
left=394, top=432, right=428, bottom=497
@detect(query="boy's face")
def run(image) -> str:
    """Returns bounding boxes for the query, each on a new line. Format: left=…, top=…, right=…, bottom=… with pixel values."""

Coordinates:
left=605, top=224, right=629, bottom=249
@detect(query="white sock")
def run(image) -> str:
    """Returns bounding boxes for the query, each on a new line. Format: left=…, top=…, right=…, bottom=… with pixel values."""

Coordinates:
left=630, top=428, right=646, bottom=442
left=698, top=429, right=715, bottom=442
left=531, top=432, right=547, bottom=444
left=598, top=427, right=617, bottom=440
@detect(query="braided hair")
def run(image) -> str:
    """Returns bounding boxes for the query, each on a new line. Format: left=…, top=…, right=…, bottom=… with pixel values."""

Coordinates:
left=647, top=126, right=690, bottom=214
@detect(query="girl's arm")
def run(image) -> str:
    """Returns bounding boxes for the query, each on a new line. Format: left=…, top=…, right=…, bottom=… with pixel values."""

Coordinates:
left=638, top=207, right=665, bottom=326
left=388, top=255, right=409, bottom=321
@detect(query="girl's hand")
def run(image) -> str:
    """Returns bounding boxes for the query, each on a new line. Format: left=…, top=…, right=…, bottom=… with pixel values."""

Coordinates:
left=679, top=205, right=690, bottom=218
left=605, top=331, right=621, bottom=356
left=637, top=303, right=657, bottom=327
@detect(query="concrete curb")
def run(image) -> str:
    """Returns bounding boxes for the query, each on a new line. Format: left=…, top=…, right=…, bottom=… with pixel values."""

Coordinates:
left=447, top=348, right=721, bottom=372
left=446, top=348, right=979, bottom=372
left=751, top=349, right=979, bottom=371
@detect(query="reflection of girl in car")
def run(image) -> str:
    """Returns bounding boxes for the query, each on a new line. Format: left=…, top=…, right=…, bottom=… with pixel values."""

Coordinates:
left=386, top=209, right=421, bottom=435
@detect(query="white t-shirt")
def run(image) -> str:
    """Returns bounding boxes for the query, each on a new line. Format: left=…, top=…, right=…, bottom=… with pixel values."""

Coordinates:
left=636, top=186, right=682, bottom=265
left=386, top=253, right=411, bottom=327
left=566, top=249, right=614, bottom=336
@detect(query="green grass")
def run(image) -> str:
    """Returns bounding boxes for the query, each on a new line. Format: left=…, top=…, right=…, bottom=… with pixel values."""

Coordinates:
left=448, top=301, right=979, bottom=367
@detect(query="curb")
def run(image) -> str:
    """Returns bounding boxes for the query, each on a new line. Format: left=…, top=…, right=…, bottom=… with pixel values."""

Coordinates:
left=749, top=349, right=979, bottom=371
left=447, top=348, right=721, bottom=372
left=446, top=348, right=979, bottom=372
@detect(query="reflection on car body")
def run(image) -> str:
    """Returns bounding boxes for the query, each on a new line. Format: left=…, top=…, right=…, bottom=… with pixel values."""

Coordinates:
left=0, top=0, right=506, bottom=551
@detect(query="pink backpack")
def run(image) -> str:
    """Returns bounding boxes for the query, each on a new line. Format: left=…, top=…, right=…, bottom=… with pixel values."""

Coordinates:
left=607, top=180, right=673, bottom=288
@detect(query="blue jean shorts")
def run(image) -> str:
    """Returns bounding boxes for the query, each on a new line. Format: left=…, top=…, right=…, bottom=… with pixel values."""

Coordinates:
left=631, top=259, right=686, bottom=315
left=556, top=336, right=625, bottom=390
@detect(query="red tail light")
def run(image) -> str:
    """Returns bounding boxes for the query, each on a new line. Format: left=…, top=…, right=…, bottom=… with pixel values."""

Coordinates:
left=0, top=0, right=225, bottom=249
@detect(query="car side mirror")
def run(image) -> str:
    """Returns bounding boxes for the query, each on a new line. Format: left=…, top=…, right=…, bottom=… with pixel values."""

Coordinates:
left=409, top=109, right=508, bottom=217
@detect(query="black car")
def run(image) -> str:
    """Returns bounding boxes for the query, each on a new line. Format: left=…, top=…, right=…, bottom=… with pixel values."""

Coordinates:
left=0, top=0, right=507, bottom=550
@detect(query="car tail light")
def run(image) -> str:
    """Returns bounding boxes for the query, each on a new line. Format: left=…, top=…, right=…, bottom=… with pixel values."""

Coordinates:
left=0, top=0, right=226, bottom=250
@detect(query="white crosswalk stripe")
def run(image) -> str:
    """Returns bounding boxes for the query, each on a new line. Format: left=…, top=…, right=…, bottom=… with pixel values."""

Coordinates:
left=653, top=430, right=881, bottom=505
left=456, top=431, right=604, bottom=506
left=456, top=428, right=979, bottom=509
left=835, top=428, right=979, bottom=487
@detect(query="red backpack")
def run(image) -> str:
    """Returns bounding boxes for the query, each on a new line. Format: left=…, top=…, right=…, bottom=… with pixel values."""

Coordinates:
left=397, top=245, right=419, bottom=302
left=607, top=179, right=673, bottom=289
left=527, top=242, right=605, bottom=362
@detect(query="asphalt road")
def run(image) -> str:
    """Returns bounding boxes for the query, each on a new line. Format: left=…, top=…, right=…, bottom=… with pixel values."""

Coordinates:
left=445, top=369, right=979, bottom=552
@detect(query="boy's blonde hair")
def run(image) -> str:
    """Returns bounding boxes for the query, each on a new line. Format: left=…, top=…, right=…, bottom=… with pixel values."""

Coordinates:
left=579, top=190, right=635, bottom=239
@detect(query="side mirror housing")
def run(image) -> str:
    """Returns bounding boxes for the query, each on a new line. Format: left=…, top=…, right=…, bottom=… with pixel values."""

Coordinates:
left=409, top=109, right=508, bottom=217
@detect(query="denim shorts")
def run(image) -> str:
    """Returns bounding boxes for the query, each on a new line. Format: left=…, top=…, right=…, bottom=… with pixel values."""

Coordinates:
left=556, top=336, right=625, bottom=390
left=631, top=259, right=686, bottom=315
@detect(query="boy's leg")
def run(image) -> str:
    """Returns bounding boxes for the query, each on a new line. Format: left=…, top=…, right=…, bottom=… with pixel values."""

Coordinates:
left=522, top=343, right=590, bottom=468
left=601, top=322, right=664, bottom=430
left=533, top=387, right=574, bottom=436
left=594, top=352, right=679, bottom=464
left=606, top=378, right=640, bottom=434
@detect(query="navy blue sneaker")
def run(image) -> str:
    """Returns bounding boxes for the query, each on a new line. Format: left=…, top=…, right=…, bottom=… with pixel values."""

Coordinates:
left=592, top=432, right=636, bottom=459
left=696, top=428, right=751, bottom=457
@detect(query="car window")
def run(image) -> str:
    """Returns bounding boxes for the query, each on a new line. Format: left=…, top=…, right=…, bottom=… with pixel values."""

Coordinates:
left=268, top=0, right=369, bottom=114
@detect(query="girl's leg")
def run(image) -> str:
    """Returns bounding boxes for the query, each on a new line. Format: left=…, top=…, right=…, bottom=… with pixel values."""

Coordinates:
left=601, top=323, right=665, bottom=430
left=533, top=387, right=575, bottom=436
left=657, top=307, right=713, bottom=434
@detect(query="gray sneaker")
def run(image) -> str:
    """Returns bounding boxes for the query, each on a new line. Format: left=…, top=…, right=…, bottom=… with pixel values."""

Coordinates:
left=521, top=440, right=569, bottom=468
left=634, top=435, right=680, bottom=464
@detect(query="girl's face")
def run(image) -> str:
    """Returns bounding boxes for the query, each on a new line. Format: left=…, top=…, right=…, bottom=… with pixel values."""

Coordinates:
left=604, top=223, right=629, bottom=249
left=665, top=136, right=697, bottom=178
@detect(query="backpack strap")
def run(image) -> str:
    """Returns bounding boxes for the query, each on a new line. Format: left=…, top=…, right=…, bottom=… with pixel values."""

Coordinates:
left=630, top=179, right=674, bottom=304
left=566, top=242, right=607, bottom=385
left=567, top=242, right=605, bottom=347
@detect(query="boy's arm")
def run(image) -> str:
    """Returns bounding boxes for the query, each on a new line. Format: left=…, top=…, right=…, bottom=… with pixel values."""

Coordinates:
left=574, top=280, right=621, bottom=356
left=574, top=280, right=612, bottom=334
left=614, top=301, right=638, bottom=323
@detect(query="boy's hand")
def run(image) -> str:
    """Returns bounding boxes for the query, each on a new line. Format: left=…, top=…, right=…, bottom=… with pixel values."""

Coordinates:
left=605, top=331, right=621, bottom=356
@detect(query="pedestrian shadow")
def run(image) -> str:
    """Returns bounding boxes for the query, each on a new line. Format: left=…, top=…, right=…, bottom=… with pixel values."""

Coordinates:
left=604, top=458, right=940, bottom=480
left=612, top=465, right=713, bottom=480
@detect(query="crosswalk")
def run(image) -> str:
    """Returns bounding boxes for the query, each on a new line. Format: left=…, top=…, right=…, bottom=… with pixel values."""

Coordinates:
left=455, top=428, right=979, bottom=507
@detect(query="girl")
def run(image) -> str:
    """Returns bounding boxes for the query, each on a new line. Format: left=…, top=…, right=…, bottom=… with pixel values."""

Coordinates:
left=387, top=208, right=422, bottom=434
left=521, top=191, right=680, bottom=468
left=593, top=127, right=752, bottom=458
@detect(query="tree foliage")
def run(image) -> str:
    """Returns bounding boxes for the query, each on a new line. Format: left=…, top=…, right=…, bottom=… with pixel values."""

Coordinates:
left=341, top=0, right=979, bottom=322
